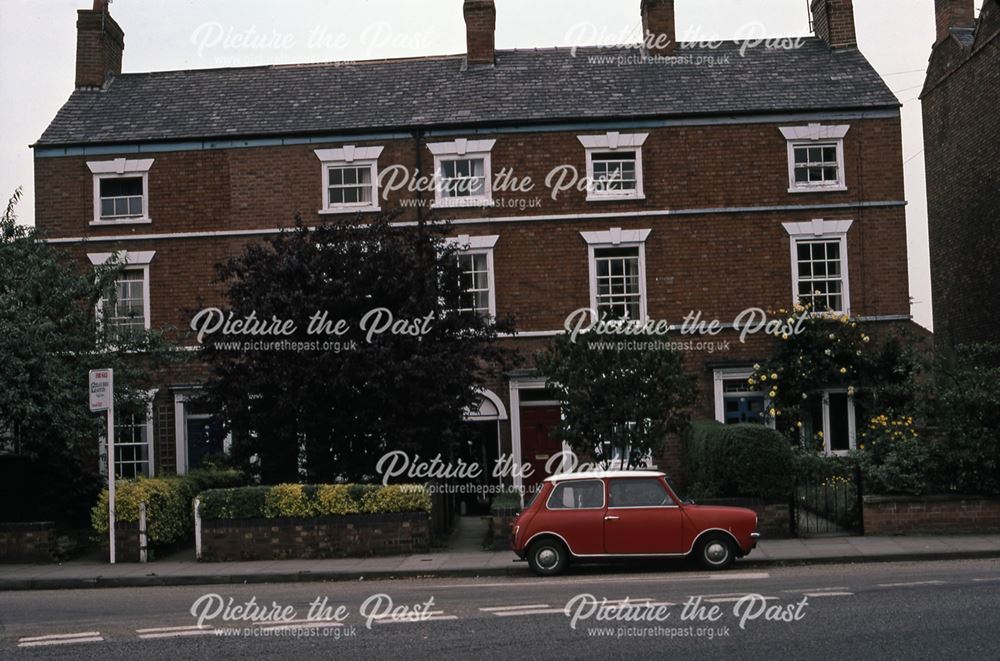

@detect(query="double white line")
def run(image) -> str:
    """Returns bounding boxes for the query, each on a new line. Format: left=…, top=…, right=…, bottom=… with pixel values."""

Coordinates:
left=372, top=610, right=458, bottom=624
left=17, top=631, right=103, bottom=648
left=136, top=624, right=217, bottom=639
left=481, top=598, right=674, bottom=618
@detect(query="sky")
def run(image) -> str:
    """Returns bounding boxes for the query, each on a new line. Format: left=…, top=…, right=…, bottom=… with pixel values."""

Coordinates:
left=0, top=0, right=984, bottom=331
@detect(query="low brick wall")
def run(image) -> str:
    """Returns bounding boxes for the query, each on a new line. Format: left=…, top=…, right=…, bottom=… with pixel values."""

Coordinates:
left=697, top=499, right=792, bottom=539
left=0, top=522, right=57, bottom=563
left=200, top=512, right=431, bottom=561
left=863, top=495, right=1000, bottom=535
left=100, top=522, right=144, bottom=563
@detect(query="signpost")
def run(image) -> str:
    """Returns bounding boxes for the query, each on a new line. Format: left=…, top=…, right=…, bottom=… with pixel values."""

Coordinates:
left=89, top=369, right=115, bottom=564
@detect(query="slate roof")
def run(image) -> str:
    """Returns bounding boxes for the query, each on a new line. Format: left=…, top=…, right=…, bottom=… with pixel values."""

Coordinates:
left=35, top=38, right=899, bottom=147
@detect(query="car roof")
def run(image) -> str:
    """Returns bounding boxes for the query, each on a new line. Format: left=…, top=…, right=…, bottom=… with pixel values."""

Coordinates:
left=543, top=470, right=666, bottom=483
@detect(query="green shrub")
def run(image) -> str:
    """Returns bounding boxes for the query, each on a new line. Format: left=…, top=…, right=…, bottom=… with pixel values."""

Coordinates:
left=854, top=412, right=932, bottom=495
left=263, top=483, right=314, bottom=517
left=685, top=420, right=795, bottom=501
left=198, top=486, right=269, bottom=520
left=198, top=483, right=431, bottom=520
left=359, top=484, right=432, bottom=514
left=315, top=485, right=360, bottom=515
left=91, top=467, right=244, bottom=546
left=490, top=490, right=522, bottom=514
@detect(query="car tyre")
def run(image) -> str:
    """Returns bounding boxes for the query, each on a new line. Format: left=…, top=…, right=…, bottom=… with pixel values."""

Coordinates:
left=527, top=538, right=569, bottom=576
left=696, top=533, right=736, bottom=570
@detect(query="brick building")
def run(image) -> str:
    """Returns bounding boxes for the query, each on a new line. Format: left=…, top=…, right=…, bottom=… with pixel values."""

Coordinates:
left=922, top=0, right=1000, bottom=347
left=34, top=0, right=914, bottom=493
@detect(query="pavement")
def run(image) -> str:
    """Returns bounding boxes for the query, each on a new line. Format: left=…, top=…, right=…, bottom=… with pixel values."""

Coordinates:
left=2, top=533, right=999, bottom=591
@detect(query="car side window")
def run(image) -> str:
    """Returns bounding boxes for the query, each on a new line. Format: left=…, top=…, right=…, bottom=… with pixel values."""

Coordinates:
left=547, top=480, right=605, bottom=510
left=608, top=478, right=672, bottom=508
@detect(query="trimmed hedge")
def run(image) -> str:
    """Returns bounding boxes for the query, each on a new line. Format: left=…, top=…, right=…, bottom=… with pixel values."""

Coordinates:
left=198, top=483, right=431, bottom=520
left=685, top=420, right=795, bottom=501
left=90, top=468, right=244, bottom=547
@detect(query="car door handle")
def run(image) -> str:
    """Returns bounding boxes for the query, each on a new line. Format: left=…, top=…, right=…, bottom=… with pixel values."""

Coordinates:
left=604, top=515, right=620, bottom=521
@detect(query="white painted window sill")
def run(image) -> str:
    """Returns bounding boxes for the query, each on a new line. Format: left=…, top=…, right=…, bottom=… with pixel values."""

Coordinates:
left=586, top=194, right=646, bottom=203
left=90, top=218, right=152, bottom=226
left=318, top=207, right=382, bottom=215
left=787, top=185, right=848, bottom=194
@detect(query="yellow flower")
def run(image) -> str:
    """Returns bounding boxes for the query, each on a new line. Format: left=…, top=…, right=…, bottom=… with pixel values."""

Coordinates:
left=862, top=335, right=870, bottom=343
left=761, top=375, right=768, bottom=382
left=817, top=431, right=824, bottom=438
left=768, top=390, right=777, bottom=398
left=796, top=421, right=803, bottom=428
left=769, top=408, right=776, bottom=417
left=770, top=373, right=778, bottom=380
left=839, top=367, right=847, bottom=374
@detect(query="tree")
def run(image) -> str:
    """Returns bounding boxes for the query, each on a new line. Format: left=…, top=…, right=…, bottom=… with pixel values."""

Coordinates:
left=0, top=189, right=176, bottom=524
left=748, top=304, right=922, bottom=448
left=535, top=333, right=695, bottom=470
left=198, top=215, right=514, bottom=484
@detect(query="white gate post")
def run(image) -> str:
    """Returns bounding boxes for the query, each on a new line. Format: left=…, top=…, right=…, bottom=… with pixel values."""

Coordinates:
left=139, top=501, right=148, bottom=563
left=194, top=497, right=202, bottom=561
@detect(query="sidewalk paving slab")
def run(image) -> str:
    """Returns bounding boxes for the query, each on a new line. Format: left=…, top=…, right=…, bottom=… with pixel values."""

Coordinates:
left=1, top=534, right=997, bottom=591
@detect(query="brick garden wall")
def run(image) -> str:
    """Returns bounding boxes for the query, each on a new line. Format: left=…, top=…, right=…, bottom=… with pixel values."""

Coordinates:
left=0, top=522, right=57, bottom=563
left=696, top=498, right=793, bottom=539
left=863, top=495, right=1000, bottom=535
left=199, top=512, right=431, bottom=561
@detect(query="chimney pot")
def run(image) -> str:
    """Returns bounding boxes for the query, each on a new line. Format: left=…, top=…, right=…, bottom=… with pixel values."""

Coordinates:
left=75, top=2, right=125, bottom=88
left=811, top=0, right=857, bottom=49
left=464, top=0, right=496, bottom=66
left=641, top=0, right=677, bottom=56
left=934, top=0, right=975, bottom=43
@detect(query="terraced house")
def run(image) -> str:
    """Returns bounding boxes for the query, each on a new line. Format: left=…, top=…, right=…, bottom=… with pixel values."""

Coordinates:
left=34, top=0, right=914, bottom=493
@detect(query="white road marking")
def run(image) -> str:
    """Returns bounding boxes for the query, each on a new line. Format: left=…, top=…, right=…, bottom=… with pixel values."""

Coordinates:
left=258, top=620, right=345, bottom=633
left=876, top=580, right=947, bottom=588
left=18, top=632, right=102, bottom=643
left=783, top=587, right=850, bottom=593
left=494, top=608, right=567, bottom=617
left=17, top=632, right=104, bottom=648
left=480, top=604, right=550, bottom=612
left=370, top=610, right=459, bottom=624
left=972, top=577, right=1000, bottom=582
left=439, top=571, right=770, bottom=590
left=701, top=595, right=778, bottom=604
left=136, top=625, right=212, bottom=634
left=138, top=629, right=219, bottom=640
left=802, top=592, right=854, bottom=598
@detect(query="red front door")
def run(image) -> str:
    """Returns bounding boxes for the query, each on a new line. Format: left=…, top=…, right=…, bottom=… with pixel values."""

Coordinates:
left=520, top=405, right=563, bottom=489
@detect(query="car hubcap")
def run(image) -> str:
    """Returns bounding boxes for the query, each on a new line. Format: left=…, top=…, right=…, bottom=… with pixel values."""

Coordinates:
left=537, top=547, right=558, bottom=569
left=706, top=542, right=728, bottom=563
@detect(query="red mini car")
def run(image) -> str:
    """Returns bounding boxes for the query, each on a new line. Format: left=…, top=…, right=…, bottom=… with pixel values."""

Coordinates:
left=511, top=471, right=760, bottom=576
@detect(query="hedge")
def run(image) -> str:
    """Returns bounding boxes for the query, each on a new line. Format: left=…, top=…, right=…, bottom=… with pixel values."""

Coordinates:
left=198, top=483, right=431, bottom=520
left=684, top=420, right=795, bottom=501
left=90, top=468, right=244, bottom=547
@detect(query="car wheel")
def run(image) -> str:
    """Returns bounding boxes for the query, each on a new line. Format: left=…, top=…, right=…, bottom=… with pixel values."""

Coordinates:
left=697, top=533, right=736, bottom=570
left=527, top=538, right=569, bottom=576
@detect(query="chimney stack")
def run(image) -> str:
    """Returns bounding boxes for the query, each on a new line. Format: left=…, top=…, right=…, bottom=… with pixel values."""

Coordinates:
left=464, top=0, right=496, bottom=66
left=75, top=0, right=125, bottom=89
left=641, top=0, right=677, bottom=56
left=934, top=0, right=976, bottom=43
left=811, top=0, right=857, bottom=49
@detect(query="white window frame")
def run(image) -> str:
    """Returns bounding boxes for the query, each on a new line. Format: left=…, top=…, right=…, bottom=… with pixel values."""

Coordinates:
left=780, top=124, right=849, bottom=193
left=428, top=139, right=496, bottom=208
left=314, top=146, right=384, bottom=214
left=99, top=390, right=156, bottom=479
left=88, top=251, right=155, bottom=332
left=87, top=158, right=154, bottom=226
left=782, top=219, right=853, bottom=316
left=447, top=234, right=499, bottom=317
left=580, top=227, right=651, bottom=323
left=812, top=389, right=858, bottom=457
left=578, top=132, right=648, bottom=202
left=712, top=368, right=774, bottom=427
